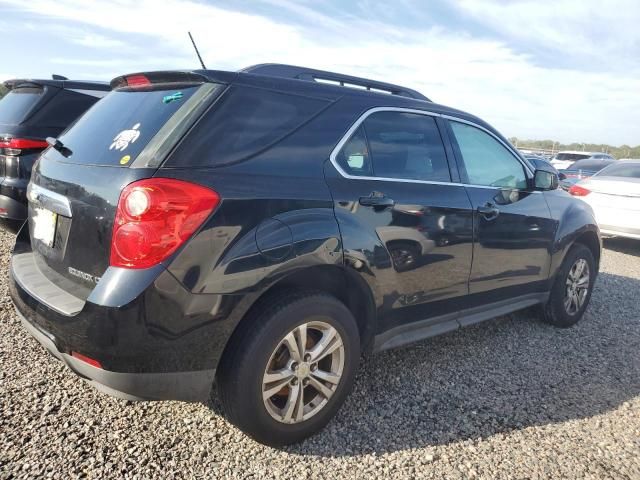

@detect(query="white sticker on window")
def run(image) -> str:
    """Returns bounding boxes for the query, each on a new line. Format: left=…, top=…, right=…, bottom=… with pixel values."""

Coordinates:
left=110, top=123, right=141, bottom=152
left=347, top=154, right=364, bottom=169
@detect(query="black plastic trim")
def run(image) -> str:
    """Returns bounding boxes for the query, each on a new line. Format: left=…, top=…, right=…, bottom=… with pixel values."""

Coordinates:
left=16, top=307, right=215, bottom=402
left=373, top=292, right=549, bottom=351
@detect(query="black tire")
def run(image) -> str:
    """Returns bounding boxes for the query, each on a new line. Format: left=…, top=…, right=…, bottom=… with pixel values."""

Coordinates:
left=541, top=243, right=596, bottom=328
left=217, top=291, right=360, bottom=446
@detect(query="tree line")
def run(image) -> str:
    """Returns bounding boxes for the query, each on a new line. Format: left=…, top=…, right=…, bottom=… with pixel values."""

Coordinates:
left=510, top=138, right=640, bottom=160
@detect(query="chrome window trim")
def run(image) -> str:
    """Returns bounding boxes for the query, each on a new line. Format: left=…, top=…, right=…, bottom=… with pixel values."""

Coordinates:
left=328, top=106, right=535, bottom=189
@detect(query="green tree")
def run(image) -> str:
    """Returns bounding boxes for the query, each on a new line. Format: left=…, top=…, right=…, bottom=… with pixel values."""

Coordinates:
left=0, top=83, right=8, bottom=99
left=515, top=138, right=640, bottom=160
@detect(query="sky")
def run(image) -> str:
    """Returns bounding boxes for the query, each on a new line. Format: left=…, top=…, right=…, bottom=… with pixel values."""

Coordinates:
left=0, top=0, right=639, bottom=146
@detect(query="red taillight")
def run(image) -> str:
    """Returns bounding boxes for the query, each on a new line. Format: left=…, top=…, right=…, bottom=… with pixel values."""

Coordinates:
left=71, top=351, right=103, bottom=369
left=0, top=138, right=49, bottom=150
left=569, top=185, right=591, bottom=197
left=110, top=178, right=220, bottom=269
left=125, top=74, right=151, bottom=87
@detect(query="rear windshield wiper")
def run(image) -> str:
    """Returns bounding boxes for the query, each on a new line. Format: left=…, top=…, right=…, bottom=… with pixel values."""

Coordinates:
left=46, top=137, right=72, bottom=157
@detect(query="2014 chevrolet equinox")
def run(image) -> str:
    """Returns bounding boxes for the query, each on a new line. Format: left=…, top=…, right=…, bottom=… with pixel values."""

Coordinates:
left=10, top=65, right=601, bottom=446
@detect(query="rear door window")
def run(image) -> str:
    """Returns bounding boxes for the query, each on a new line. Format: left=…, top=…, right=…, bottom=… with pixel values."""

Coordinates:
left=0, top=85, right=46, bottom=125
left=48, top=85, right=204, bottom=166
left=336, top=111, right=451, bottom=182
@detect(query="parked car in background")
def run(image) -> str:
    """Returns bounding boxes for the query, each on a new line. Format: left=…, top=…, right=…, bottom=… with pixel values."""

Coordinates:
left=551, top=151, right=615, bottom=171
left=523, top=154, right=559, bottom=171
left=10, top=65, right=601, bottom=446
left=559, top=158, right=616, bottom=190
left=569, top=160, right=640, bottom=239
left=0, top=76, right=109, bottom=231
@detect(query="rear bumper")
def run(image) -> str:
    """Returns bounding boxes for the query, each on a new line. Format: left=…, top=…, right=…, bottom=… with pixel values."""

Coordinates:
left=15, top=307, right=215, bottom=401
left=0, top=193, right=27, bottom=222
left=8, top=231, right=245, bottom=402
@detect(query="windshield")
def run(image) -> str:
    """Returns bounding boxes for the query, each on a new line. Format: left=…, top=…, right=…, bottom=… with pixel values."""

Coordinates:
left=0, top=85, right=45, bottom=125
left=555, top=153, right=590, bottom=161
left=51, top=85, right=203, bottom=166
left=596, top=163, right=640, bottom=179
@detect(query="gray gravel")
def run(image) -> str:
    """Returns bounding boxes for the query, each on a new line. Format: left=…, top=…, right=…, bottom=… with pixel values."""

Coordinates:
left=1, top=228, right=639, bottom=479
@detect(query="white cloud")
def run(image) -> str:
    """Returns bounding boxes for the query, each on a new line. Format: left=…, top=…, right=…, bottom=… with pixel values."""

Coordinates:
left=1, top=0, right=638, bottom=144
left=70, top=33, right=127, bottom=49
left=455, top=0, right=640, bottom=72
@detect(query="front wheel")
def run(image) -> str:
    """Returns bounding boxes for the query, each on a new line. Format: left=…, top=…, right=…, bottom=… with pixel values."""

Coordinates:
left=217, top=292, right=360, bottom=446
left=541, top=243, right=596, bottom=328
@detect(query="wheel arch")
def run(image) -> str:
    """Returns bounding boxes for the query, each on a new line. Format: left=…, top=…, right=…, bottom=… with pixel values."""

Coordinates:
left=573, top=229, right=601, bottom=269
left=550, top=223, right=602, bottom=284
left=217, top=264, right=377, bottom=370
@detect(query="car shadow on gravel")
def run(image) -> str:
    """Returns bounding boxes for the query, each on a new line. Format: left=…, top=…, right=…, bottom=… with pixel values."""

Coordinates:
left=603, top=237, right=640, bottom=256
left=262, top=271, right=640, bottom=456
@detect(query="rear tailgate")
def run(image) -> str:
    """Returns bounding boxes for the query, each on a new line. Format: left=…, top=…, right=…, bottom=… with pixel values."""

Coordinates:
left=0, top=83, right=56, bottom=188
left=22, top=75, right=222, bottom=301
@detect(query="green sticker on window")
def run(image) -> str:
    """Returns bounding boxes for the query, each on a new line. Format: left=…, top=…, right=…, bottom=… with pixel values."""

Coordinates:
left=163, top=92, right=184, bottom=104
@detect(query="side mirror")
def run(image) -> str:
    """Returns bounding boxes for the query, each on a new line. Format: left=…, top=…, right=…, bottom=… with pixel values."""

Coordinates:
left=534, top=168, right=559, bottom=191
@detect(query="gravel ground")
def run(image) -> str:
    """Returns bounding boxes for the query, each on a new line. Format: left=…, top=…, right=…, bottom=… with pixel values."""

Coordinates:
left=1, top=228, right=639, bottom=479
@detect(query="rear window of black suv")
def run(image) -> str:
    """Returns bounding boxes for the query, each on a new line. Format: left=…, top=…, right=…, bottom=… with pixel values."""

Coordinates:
left=0, top=85, right=45, bottom=125
left=45, top=85, right=203, bottom=167
left=165, top=85, right=331, bottom=167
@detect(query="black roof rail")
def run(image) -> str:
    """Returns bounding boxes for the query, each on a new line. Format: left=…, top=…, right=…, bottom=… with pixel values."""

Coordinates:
left=241, top=63, right=430, bottom=101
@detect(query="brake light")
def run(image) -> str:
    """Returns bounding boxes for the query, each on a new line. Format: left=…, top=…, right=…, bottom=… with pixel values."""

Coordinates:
left=110, top=178, right=220, bottom=269
left=569, top=185, right=591, bottom=197
left=71, top=351, right=103, bottom=369
left=0, top=138, right=49, bottom=150
left=125, top=74, right=151, bottom=87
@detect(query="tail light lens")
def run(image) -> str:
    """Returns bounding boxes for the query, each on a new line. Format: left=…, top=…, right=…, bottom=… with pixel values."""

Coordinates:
left=569, top=185, right=591, bottom=197
left=0, top=137, right=49, bottom=155
left=110, top=178, right=220, bottom=269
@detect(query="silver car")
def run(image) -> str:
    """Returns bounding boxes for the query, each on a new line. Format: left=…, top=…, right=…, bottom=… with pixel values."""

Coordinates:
left=569, top=160, right=640, bottom=239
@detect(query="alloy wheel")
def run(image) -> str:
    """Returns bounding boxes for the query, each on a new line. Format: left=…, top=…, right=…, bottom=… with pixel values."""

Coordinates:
left=262, top=321, right=345, bottom=424
left=564, top=258, right=590, bottom=315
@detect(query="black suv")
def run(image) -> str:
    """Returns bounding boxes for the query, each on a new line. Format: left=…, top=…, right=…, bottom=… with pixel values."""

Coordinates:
left=10, top=65, right=601, bottom=446
left=0, top=76, right=109, bottom=231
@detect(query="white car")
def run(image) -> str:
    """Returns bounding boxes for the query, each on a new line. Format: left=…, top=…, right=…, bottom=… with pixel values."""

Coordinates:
left=569, top=160, right=640, bottom=239
left=551, top=151, right=615, bottom=171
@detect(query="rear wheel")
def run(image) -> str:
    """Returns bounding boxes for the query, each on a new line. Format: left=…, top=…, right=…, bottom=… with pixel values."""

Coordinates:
left=217, top=292, right=360, bottom=446
left=541, top=244, right=596, bottom=327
